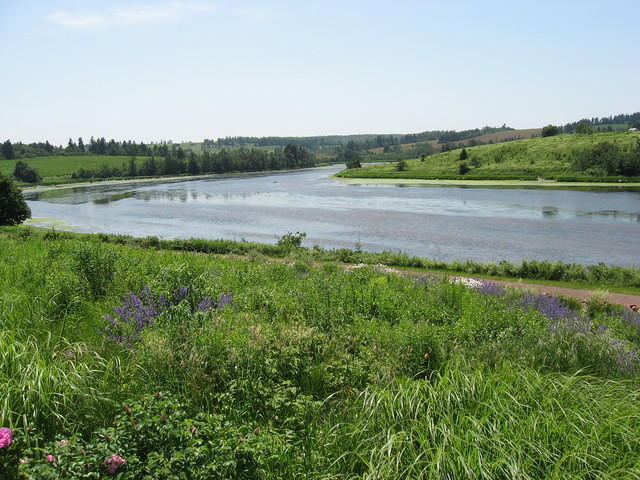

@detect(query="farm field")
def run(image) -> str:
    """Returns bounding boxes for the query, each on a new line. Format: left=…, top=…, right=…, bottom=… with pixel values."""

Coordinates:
left=340, top=131, right=640, bottom=180
left=2, top=227, right=640, bottom=477
left=0, top=155, right=154, bottom=182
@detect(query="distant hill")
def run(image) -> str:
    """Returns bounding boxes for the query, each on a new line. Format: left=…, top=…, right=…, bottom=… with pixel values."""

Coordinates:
left=337, top=131, right=640, bottom=181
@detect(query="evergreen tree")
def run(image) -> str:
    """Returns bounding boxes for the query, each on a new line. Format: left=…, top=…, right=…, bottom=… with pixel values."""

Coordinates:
left=78, top=137, right=85, bottom=152
left=1, top=140, right=15, bottom=160
left=459, top=148, right=469, bottom=160
left=187, top=153, right=200, bottom=175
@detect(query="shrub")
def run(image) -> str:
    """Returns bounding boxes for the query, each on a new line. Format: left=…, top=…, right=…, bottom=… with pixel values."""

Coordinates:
left=13, top=161, right=42, bottom=183
left=277, top=231, right=306, bottom=249
left=0, top=174, right=31, bottom=226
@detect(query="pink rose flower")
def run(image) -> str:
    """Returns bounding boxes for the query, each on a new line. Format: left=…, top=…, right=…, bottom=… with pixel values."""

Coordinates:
left=105, top=455, right=126, bottom=475
left=0, top=428, right=13, bottom=449
left=59, top=439, right=69, bottom=446
left=46, top=454, right=56, bottom=463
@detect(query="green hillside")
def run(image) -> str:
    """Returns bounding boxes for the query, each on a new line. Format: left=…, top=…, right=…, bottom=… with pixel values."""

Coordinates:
left=338, top=131, right=640, bottom=181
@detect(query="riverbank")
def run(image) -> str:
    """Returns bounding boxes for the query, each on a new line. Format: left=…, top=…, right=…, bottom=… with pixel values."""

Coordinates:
left=6, top=227, right=640, bottom=292
left=337, top=176, right=640, bottom=189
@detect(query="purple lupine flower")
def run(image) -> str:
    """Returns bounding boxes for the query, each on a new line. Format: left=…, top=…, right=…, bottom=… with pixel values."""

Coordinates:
left=173, top=286, right=188, bottom=302
left=478, top=281, right=505, bottom=296
left=197, top=297, right=214, bottom=312
left=519, top=293, right=577, bottom=321
left=217, top=292, right=233, bottom=309
left=621, top=308, right=640, bottom=329
left=104, top=285, right=230, bottom=344
left=104, top=286, right=182, bottom=345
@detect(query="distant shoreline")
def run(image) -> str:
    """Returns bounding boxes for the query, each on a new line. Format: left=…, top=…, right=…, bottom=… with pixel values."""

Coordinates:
left=336, top=177, right=640, bottom=188
left=20, top=165, right=337, bottom=193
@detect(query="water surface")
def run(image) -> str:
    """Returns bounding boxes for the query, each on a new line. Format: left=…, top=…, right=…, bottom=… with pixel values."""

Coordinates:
left=24, top=166, right=640, bottom=267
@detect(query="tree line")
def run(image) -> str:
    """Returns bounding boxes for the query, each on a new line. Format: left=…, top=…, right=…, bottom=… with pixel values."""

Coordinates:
left=0, top=138, right=178, bottom=160
left=71, top=144, right=314, bottom=180
left=562, top=112, right=640, bottom=133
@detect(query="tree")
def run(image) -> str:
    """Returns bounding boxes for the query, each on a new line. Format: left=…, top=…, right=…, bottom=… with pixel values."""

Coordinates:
left=459, top=148, right=469, bottom=160
left=575, top=122, right=593, bottom=135
left=345, top=153, right=361, bottom=169
left=542, top=125, right=559, bottom=137
left=1, top=140, right=15, bottom=160
left=459, top=162, right=470, bottom=175
left=0, top=173, right=31, bottom=225
left=187, top=153, right=200, bottom=175
left=13, top=161, right=42, bottom=183
left=78, top=137, right=85, bottom=152
left=396, top=160, right=408, bottom=171
left=126, top=157, right=138, bottom=177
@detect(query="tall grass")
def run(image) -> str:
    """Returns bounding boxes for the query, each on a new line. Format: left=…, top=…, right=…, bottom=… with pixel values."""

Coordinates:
left=325, top=362, right=640, bottom=479
left=2, top=229, right=640, bottom=477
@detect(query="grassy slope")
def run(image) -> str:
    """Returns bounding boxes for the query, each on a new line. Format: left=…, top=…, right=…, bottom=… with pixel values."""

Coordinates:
left=0, top=155, right=153, bottom=180
left=2, top=228, right=640, bottom=477
left=340, top=131, right=640, bottom=180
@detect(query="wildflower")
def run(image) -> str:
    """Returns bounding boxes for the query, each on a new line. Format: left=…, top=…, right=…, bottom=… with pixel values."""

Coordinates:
left=105, top=455, right=126, bottom=475
left=173, top=285, right=188, bottom=302
left=217, top=292, right=233, bottom=309
left=478, top=280, right=505, bottom=296
left=197, top=296, right=214, bottom=311
left=0, top=428, right=12, bottom=449
left=254, top=427, right=260, bottom=435
left=19, top=458, right=29, bottom=464
left=46, top=454, right=56, bottom=463
left=423, top=353, right=430, bottom=360
left=59, top=439, right=69, bottom=446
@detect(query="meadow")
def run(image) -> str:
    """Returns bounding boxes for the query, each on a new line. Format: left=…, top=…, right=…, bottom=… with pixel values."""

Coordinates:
left=0, top=156, right=154, bottom=184
left=339, top=131, right=640, bottom=181
left=2, top=226, right=640, bottom=478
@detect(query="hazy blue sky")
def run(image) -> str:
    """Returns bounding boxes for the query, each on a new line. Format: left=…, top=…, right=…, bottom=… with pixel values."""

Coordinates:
left=1, top=0, right=638, bottom=144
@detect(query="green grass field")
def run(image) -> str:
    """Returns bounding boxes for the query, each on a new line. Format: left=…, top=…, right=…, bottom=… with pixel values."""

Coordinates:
left=0, top=155, right=154, bottom=181
left=339, top=131, right=640, bottom=180
left=2, top=227, right=640, bottom=477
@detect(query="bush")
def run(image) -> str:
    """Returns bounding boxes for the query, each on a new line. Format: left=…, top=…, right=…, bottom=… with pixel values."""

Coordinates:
left=0, top=174, right=31, bottom=225
left=277, top=231, right=306, bottom=249
left=13, top=161, right=42, bottom=183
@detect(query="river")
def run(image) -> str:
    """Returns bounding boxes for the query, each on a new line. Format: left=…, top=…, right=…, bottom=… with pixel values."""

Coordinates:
left=23, top=165, right=640, bottom=267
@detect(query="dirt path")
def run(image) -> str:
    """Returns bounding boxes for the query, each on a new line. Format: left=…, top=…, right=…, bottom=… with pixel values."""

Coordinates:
left=404, top=271, right=640, bottom=309
left=467, top=277, right=639, bottom=308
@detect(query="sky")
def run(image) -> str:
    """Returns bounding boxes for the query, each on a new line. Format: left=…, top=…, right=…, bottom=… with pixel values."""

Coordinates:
left=1, top=0, right=639, bottom=144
